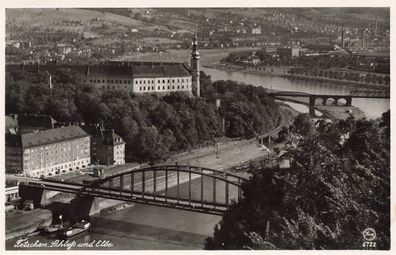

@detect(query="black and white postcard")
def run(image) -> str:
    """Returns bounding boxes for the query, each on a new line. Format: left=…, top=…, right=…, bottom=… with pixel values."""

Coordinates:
left=2, top=0, right=393, bottom=253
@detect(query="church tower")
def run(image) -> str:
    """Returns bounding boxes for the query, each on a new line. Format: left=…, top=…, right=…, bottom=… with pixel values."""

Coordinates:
left=191, top=34, right=200, bottom=97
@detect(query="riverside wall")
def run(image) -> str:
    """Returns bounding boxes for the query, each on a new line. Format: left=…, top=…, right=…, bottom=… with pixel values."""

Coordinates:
left=6, top=209, right=52, bottom=240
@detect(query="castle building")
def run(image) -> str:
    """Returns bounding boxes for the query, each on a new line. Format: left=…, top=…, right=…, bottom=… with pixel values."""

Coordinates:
left=83, top=62, right=194, bottom=95
left=6, top=36, right=202, bottom=97
left=5, top=126, right=91, bottom=177
left=83, top=35, right=201, bottom=96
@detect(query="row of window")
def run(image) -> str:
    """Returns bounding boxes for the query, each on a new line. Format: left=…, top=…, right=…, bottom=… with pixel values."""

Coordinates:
left=24, top=149, right=89, bottom=159
left=87, top=78, right=191, bottom=85
left=137, top=78, right=189, bottom=84
left=88, top=79, right=131, bottom=84
left=6, top=155, right=21, bottom=160
left=24, top=151, right=89, bottom=163
left=26, top=158, right=90, bottom=172
left=139, top=85, right=189, bottom=91
left=7, top=161, right=21, bottom=167
left=102, top=85, right=128, bottom=90
left=24, top=139, right=90, bottom=154
left=99, top=84, right=191, bottom=92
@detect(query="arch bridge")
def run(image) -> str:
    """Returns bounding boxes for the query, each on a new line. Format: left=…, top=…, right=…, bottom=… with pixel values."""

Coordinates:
left=270, top=90, right=389, bottom=107
left=22, top=165, right=248, bottom=215
left=270, top=91, right=352, bottom=107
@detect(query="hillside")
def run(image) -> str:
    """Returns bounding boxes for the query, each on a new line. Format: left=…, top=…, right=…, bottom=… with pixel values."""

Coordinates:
left=6, top=8, right=390, bottom=64
left=6, top=8, right=171, bottom=33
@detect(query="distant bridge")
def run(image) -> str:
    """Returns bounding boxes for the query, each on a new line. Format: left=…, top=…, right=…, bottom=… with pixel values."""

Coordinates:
left=269, top=90, right=390, bottom=117
left=269, top=90, right=389, bottom=117
left=20, top=165, right=248, bottom=216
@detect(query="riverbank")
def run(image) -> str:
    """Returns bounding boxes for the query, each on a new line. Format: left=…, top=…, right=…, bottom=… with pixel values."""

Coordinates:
left=203, top=63, right=289, bottom=77
left=315, top=106, right=366, bottom=120
left=282, top=73, right=389, bottom=90
left=204, top=63, right=390, bottom=91
left=6, top=209, right=52, bottom=240
left=115, top=47, right=261, bottom=64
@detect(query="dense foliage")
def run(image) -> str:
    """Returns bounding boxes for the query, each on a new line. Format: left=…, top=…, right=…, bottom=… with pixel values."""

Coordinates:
left=205, top=112, right=390, bottom=249
left=6, top=69, right=281, bottom=163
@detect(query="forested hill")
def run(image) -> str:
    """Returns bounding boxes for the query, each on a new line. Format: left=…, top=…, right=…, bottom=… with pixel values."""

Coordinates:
left=205, top=112, right=390, bottom=250
left=6, top=68, right=281, bottom=163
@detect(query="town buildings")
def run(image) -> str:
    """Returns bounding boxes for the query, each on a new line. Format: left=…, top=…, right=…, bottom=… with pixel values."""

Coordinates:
left=5, top=114, right=128, bottom=177
left=6, top=126, right=91, bottom=177
left=5, top=186, right=19, bottom=202
left=251, top=26, right=262, bottom=35
left=277, top=47, right=300, bottom=60
left=83, top=126, right=126, bottom=165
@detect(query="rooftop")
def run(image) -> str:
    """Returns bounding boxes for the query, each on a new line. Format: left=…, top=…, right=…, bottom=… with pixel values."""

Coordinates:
left=6, top=125, right=90, bottom=149
left=82, top=125, right=126, bottom=146
left=86, top=61, right=192, bottom=78
left=6, top=61, right=193, bottom=79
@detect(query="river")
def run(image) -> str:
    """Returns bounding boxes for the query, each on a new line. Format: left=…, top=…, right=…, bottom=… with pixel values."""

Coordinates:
left=7, top=176, right=232, bottom=250
left=117, top=48, right=389, bottom=119
left=7, top=49, right=390, bottom=250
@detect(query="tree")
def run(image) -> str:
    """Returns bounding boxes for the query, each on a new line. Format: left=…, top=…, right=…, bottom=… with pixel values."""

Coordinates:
left=291, top=113, right=315, bottom=136
left=6, top=68, right=281, bottom=163
left=206, top=115, right=390, bottom=249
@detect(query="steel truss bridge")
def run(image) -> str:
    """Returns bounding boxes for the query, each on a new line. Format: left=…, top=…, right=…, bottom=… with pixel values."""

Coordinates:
left=24, top=165, right=248, bottom=215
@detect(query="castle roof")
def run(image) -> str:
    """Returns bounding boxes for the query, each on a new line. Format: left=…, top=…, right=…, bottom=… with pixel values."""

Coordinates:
left=6, top=61, right=193, bottom=79
left=86, top=61, right=191, bottom=78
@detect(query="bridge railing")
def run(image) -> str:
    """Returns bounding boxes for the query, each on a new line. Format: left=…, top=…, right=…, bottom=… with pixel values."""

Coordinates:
left=78, top=165, right=248, bottom=214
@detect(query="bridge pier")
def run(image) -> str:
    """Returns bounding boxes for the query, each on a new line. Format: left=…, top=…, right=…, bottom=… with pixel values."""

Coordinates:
left=69, top=195, right=100, bottom=223
left=345, top=96, right=352, bottom=106
left=309, top=95, right=315, bottom=106
left=309, top=106, right=316, bottom=117
left=19, top=183, right=60, bottom=208
left=19, top=183, right=100, bottom=223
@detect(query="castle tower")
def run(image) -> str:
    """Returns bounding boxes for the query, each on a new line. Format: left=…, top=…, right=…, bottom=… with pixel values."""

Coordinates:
left=191, top=34, right=200, bottom=97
